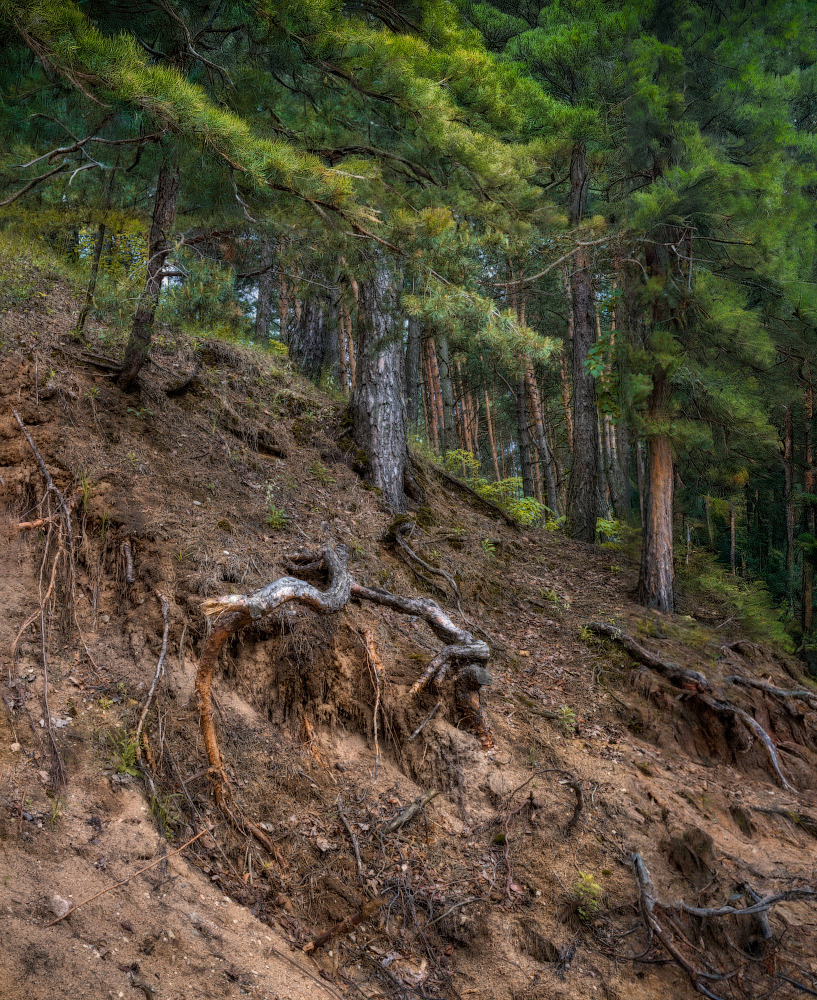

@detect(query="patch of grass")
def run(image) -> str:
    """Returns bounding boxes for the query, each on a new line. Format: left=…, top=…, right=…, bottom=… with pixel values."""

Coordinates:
left=113, top=733, right=140, bottom=777
left=557, top=704, right=577, bottom=735
left=309, top=460, right=335, bottom=485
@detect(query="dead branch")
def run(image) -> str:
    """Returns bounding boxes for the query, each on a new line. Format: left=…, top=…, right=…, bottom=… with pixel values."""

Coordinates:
left=379, top=789, right=440, bottom=835
left=135, top=592, right=170, bottom=761
left=40, top=534, right=66, bottom=790
left=303, top=896, right=386, bottom=953
left=337, top=796, right=365, bottom=883
left=46, top=826, right=214, bottom=925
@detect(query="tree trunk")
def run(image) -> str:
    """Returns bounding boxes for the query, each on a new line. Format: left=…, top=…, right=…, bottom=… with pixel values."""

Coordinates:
left=290, top=296, right=328, bottom=379
left=524, top=361, right=559, bottom=513
left=353, top=270, right=407, bottom=512
left=517, top=375, right=535, bottom=498
left=565, top=144, right=603, bottom=541
left=636, top=375, right=674, bottom=611
left=405, top=316, right=422, bottom=429
left=784, top=404, right=796, bottom=609
left=76, top=222, right=106, bottom=336
left=118, top=159, right=180, bottom=388
left=484, top=387, right=501, bottom=481
left=436, top=334, right=457, bottom=454
left=805, top=375, right=815, bottom=634
left=254, top=239, right=276, bottom=341
left=730, top=501, right=737, bottom=576
left=423, top=342, right=440, bottom=452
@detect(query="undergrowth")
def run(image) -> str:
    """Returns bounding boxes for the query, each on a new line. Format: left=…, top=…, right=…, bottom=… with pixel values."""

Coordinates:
left=678, top=550, right=793, bottom=651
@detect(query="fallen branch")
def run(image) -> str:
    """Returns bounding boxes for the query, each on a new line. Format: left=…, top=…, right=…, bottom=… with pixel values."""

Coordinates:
left=379, top=789, right=440, bottom=835
left=47, top=826, right=214, bottom=925
left=337, top=797, right=365, bottom=883
left=121, top=539, right=135, bottom=586
left=303, top=896, right=386, bottom=953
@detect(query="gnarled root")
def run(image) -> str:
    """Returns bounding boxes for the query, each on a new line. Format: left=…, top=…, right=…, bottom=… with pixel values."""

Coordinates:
left=196, top=545, right=495, bottom=843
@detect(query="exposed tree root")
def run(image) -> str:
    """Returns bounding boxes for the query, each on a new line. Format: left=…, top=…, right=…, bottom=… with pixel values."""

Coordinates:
left=135, top=592, right=170, bottom=762
left=750, top=806, right=817, bottom=839
left=196, top=544, right=494, bottom=845
left=629, top=854, right=817, bottom=1000
left=723, top=674, right=817, bottom=708
left=586, top=621, right=800, bottom=791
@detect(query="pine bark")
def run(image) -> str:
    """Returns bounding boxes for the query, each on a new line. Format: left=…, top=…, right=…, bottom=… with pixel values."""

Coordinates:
left=254, top=239, right=276, bottom=341
left=636, top=373, right=675, bottom=611
left=289, top=296, right=328, bottom=379
left=118, top=159, right=180, bottom=388
left=784, top=405, right=796, bottom=608
left=484, top=386, right=501, bottom=481
left=565, top=144, right=603, bottom=541
left=524, top=361, right=560, bottom=513
left=405, top=316, right=422, bottom=429
left=436, top=334, right=457, bottom=454
left=353, top=270, right=408, bottom=512
left=517, top=374, right=535, bottom=498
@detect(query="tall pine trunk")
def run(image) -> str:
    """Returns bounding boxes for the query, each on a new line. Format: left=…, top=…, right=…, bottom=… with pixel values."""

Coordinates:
left=353, top=270, right=407, bottom=512
left=805, top=375, right=814, bottom=634
left=405, top=316, right=422, bottom=430
left=784, top=405, right=796, bottom=610
left=565, top=144, right=603, bottom=541
left=118, top=159, right=180, bottom=388
left=524, top=360, right=560, bottom=514
left=484, top=386, right=501, bottom=481
left=517, top=374, right=535, bottom=498
left=254, top=239, right=276, bottom=341
left=636, top=373, right=674, bottom=610
left=436, top=334, right=457, bottom=454
left=290, top=296, right=328, bottom=379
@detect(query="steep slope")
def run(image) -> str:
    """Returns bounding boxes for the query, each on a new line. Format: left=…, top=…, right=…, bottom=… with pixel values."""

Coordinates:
left=1, top=279, right=816, bottom=1000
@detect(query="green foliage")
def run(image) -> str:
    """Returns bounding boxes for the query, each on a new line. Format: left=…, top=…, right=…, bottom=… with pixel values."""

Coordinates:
left=113, top=732, right=141, bottom=777
left=678, top=552, right=793, bottom=652
left=556, top=704, right=577, bottom=735
left=573, top=871, right=602, bottom=923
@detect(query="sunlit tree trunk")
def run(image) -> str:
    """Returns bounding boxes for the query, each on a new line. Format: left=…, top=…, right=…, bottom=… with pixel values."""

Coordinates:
left=405, top=316, right=422, bottom=430
left=636, top=372, right=674, bottom=611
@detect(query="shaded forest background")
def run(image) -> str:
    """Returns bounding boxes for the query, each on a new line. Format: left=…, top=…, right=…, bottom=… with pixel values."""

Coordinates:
left=2, top=0, right=817, bottom=647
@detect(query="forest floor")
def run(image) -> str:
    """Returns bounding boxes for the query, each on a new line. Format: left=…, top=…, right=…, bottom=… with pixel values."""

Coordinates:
left=1, top=273, right=816, bottom=1000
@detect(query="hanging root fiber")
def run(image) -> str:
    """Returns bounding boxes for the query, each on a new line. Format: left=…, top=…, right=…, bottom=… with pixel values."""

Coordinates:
left=197, top=543, right=494, bottom=840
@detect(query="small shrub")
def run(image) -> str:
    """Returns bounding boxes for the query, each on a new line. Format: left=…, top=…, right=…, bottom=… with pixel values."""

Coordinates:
left=574, top=871, right=602, bottom=922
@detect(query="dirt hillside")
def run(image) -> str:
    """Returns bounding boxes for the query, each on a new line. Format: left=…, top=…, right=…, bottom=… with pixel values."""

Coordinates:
left=1, top=278, right=816, bottom=1000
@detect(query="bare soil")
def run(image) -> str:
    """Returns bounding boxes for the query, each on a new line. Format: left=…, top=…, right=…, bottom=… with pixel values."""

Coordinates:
left=1, top=280, right=816, bottom=1000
